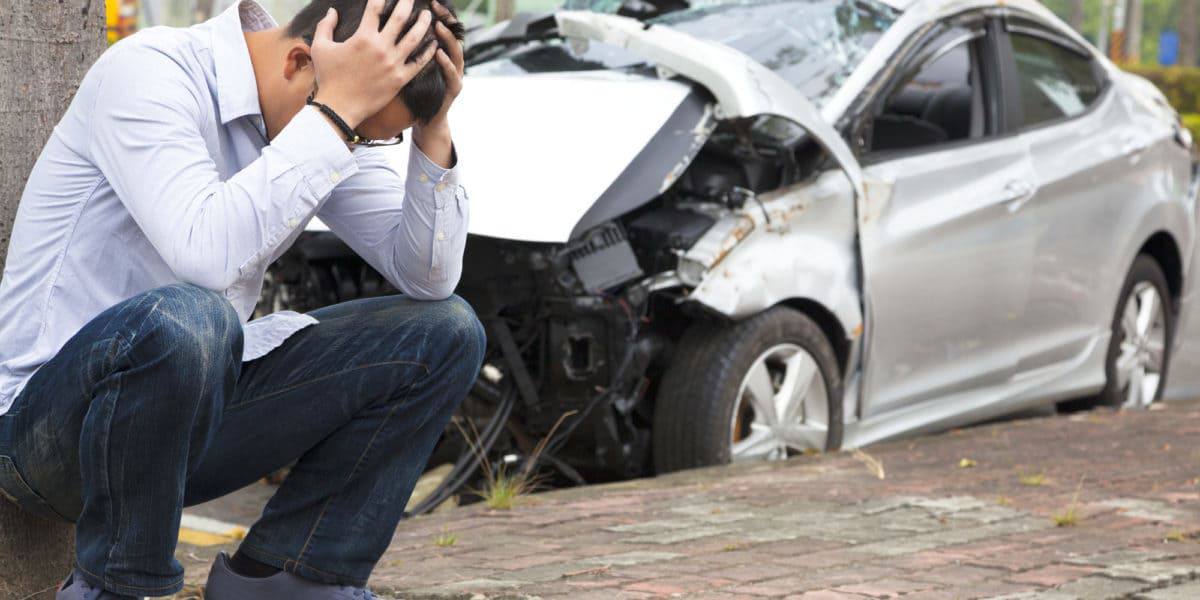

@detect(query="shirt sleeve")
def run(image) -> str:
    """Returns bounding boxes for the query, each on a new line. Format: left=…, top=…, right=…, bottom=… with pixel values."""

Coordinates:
left=315, top=142, right=468, bottom=301
left=87, top=45, right=358, bottom=291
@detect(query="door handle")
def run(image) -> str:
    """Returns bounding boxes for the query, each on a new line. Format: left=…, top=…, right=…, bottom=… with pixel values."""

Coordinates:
left=1003, top=180, right=1035, bottom=213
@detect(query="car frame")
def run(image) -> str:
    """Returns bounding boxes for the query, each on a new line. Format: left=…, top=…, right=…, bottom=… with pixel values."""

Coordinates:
left=262, top=0, right=1199, bottom=509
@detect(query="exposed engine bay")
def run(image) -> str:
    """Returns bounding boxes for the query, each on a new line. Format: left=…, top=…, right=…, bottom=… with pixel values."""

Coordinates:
left=258, top=108, right=835, bottom=501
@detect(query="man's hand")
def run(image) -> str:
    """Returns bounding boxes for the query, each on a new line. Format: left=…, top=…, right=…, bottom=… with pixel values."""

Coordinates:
left=412, top=1, right=465, bottom=168
left=310, top=0, right=436, bottom=129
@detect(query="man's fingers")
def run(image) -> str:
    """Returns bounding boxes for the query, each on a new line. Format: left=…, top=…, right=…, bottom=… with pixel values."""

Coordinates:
left=357, top=0, right=385, bottom=34
left=403, top=40, right=438, bottom=76
left=396, top=10, right=432, bottom=59
left=313, top=8, right=338, bottom=44
left=382, top=0, right=414, bottom=39
left=435, top=21, right=465, bottom=73
left=430, top=1, right=459, bottom=25
left=435, top=49, right=460, bottom=88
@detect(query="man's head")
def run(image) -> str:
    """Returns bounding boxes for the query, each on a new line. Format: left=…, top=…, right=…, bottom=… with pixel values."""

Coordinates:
left=278, top=0, right=465, bottom=138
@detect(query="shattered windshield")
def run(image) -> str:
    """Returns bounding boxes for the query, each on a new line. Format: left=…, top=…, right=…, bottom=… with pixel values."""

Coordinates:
left=472, top=0, right=896, bottom=105
left=648, top=0, right=896, bottom=103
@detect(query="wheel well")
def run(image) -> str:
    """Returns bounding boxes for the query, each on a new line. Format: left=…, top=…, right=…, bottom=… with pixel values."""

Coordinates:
left=777, top=298, right=851, bottom=374
left=1139, top=232, right=1183, bottom=303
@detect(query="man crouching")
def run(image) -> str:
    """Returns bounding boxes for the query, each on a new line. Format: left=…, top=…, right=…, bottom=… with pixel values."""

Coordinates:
left=0, top=1, right=481, bottom=598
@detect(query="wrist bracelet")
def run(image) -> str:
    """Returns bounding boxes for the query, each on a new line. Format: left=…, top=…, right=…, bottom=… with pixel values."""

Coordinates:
left=306, top=94, right=361, bottom=144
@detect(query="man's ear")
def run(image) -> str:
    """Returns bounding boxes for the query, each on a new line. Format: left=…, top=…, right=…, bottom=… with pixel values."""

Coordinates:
left=283, top=43, right=314, bottom=81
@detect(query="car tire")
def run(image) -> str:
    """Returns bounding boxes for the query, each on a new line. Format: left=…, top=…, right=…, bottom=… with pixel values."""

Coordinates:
left=653, top=306, right=843, bottom=474
left=1060, top=254, right=1173, bottom=412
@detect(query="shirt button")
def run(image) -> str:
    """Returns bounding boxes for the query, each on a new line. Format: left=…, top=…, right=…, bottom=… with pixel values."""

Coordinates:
left=329, top=171, right=341, bottom=184
left=418, top=173, right=430, bottom=183
left=287, top=218, right=299, bottom=228
left=436, top=231, right=446, bottom=241
left=435, top=183, right=446, bottom=192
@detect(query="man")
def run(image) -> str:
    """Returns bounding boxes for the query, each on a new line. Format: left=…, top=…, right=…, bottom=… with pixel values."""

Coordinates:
left=0, top=0, right=483, bottom=598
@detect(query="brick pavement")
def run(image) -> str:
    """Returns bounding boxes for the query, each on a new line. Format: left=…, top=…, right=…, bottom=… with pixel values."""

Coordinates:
left=174, top=400, right=1200, bottom=599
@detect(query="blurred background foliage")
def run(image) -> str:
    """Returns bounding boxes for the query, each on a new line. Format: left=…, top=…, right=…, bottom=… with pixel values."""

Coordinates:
left=112, top=0, right=1199, bottom=137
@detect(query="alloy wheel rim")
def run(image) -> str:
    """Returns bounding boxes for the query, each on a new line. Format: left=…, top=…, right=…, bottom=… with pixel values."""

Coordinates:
left=1115, top=282, right=1166, bottom=408
left=730, top=343, right=829, bottom=461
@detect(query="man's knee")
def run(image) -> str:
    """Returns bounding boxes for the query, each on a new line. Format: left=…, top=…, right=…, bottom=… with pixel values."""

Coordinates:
left=416, top=295, right=486, bottom=381
left=122, top=283, right=243, bottom=368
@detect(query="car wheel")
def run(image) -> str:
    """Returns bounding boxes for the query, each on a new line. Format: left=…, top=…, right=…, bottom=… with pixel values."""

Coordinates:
left=653, top=306, right=843, bottom=473
left=1062, top=255, right=1173, bottom=411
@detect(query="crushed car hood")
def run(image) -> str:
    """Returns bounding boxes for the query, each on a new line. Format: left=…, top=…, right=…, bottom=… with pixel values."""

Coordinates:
left=377, top=72, right=701, bottom=244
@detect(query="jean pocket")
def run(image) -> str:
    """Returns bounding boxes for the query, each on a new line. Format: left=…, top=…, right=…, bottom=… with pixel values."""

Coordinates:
left=0, top=455, right=70, bottom=522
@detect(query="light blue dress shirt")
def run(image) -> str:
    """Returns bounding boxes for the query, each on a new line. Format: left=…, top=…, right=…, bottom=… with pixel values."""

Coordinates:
left=0, top=1, right=469, bottom=415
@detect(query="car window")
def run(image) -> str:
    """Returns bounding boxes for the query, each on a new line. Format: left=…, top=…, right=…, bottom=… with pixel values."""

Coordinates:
left=869, top=31, right=986, bottom=153
left=1010, top=33, right=1102, bottom=127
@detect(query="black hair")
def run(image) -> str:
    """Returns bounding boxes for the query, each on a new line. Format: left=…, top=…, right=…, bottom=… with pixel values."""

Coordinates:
left=287, top=0, right=466, bottom=123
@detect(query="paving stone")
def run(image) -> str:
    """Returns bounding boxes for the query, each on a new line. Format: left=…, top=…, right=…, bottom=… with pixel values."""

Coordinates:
left=622, top=575, right=736, bottom=595
left=1062, top=549, right=1180, bottom=567
left=1052, top=575, right=1151, bottom=599
left=986, top=593, right=1076, bottom=600
left=786, top=591, right=871, bottom=599
left=624, top=525, right=738, bottom=544
left=1095, top=499, right=1198, bottom=525
left=1098, top=561, right=1200, bottom=584
left=1136, top=580, right=1200, bottom=599
left=913, top=564, right=1007, bottom=585
left=1006, top=565, right=1096, bottom=587
left=833, top=577, right=938, bottom=597
left=604, top=519, right=694, bottom=534
left=576, top=551, right=682, bottom=566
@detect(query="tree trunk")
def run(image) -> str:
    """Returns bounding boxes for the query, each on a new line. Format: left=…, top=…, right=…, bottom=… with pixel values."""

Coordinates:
left=0, top=1, right=105, bottom=597
left=1125, top=0, right=1143, bottom=63
left=1069, top=0, right=1086, bottom=32
left=1182, top=0, right=1198, bottom=67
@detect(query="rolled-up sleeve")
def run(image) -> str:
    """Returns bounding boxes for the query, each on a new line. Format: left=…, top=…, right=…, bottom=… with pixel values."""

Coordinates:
left=316, top=142, right=468, bottom=300
left=88, top=45, right=358, bottom=291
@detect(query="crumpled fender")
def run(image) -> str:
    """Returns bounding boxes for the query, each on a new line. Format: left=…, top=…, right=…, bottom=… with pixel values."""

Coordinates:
left=678, top=170, right=863, bottom=337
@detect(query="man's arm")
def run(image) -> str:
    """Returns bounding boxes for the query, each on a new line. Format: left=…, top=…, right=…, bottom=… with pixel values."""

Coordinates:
left=89, top=45, right=358, bottom=291
left=317, top=145, right=466, bottom=300
left=319, top=9, right=468, bottom=300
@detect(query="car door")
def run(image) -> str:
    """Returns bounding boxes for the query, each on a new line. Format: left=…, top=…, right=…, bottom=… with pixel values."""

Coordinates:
left=1000, top=19, right=1153, bottom=376
left=855, top=16, right=1040, bottom=418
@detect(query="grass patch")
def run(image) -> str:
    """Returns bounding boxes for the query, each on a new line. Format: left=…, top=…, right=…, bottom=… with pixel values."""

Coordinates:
left=434, top=529, right=457, bottom=547
left=1053, top=477, right=1086, bottom=527
left=458, top=410, right=576, bottom=511
left=481, top=465, right=537, bottom=510
left=1018, top=470, right=1047, bottom=487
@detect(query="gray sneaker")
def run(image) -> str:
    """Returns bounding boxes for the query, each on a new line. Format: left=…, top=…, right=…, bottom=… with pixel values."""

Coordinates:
left=56, top=570, right=141, bottom=600
left=205, top=552, right=377, bottom=600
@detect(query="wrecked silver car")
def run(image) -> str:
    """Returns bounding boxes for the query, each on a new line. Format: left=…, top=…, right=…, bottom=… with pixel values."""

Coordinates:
left=261, top=0, right=1199, bottom=510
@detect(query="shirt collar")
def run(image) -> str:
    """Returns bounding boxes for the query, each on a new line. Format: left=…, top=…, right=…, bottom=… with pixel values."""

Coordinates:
left=211, top=0, right=276, bottom=125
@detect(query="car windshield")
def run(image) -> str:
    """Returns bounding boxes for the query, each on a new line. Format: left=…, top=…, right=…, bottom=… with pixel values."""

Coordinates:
left=471, top=0, right=897, bottom=105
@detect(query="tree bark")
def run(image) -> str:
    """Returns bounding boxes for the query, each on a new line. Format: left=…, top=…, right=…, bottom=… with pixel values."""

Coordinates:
left=0, top=1, right=105, bottom=597
left=1182, top=0, right=1198, bottom=67
left=1125, top=0, right=1143, bottom=63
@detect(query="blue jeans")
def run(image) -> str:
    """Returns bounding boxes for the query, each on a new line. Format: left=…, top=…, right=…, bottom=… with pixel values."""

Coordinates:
left=0, top=284, right=485, bottom=597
